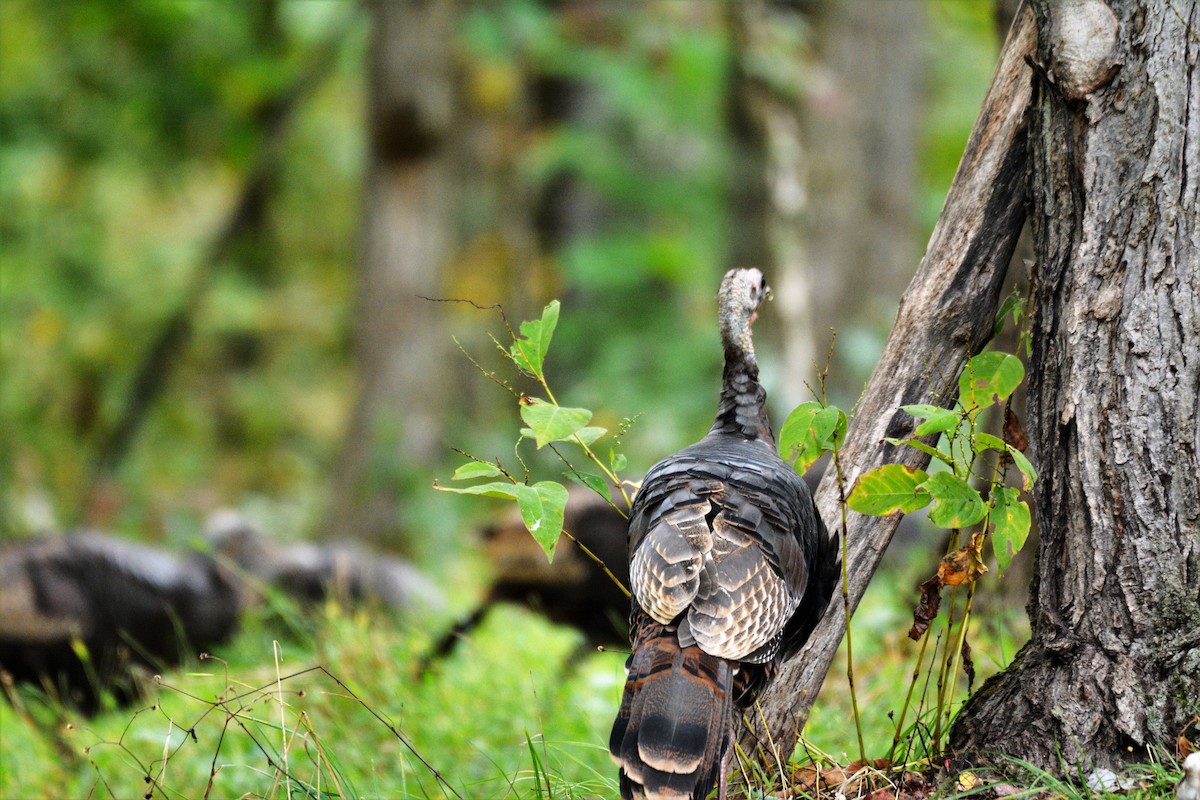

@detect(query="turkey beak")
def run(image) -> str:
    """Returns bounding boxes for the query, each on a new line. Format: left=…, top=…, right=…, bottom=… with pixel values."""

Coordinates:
left=750, top=285, right=771, bottom=324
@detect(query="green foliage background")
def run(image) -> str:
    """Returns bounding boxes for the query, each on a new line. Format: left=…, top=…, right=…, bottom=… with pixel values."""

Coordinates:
left=0, top=0, right=998, bottom=543
left=0, top=2, right=1035, bottom=798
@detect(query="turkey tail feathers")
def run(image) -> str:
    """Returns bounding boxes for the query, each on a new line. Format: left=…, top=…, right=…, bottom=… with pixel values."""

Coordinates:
left=610, top=619, right=733, bottom=800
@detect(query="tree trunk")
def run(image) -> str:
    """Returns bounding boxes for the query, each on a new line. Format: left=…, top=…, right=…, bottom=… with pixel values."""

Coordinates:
left=804, top=0, right=925, bottom=405
left=730, top=0, right=924, bottom=411
left=950, top=0, right=1200, bottom=772
left=729, top=0, right=817, bottom=404
left=323, top=0, right=456, bottom=546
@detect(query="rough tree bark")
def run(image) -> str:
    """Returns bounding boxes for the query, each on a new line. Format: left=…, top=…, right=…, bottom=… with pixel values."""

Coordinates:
left=738, top=6, right=1036, bottom=768
left=950, top=0, right=1200, bottom=772
left=323, top=0, right=456, bottom=546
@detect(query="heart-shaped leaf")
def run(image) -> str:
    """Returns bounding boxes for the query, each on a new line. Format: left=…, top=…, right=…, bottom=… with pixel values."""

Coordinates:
left=990, top=486, right=1031, bottom=575
left=847, top=464, right=932, bottom=516
left=451, top=461, right=503, bottom=481
left=779, top=401, right=847, bottom=474
left=919, top=471, right=987, bottom=528
left=510, top=301, right=560, bottom=380
left=515, top=481, right=569, bottom=561
left=902, top=403, right=962, bottom=437
left=519, top=398, right=592, bottom=448
left=959, top=351, right=1024, bottom=413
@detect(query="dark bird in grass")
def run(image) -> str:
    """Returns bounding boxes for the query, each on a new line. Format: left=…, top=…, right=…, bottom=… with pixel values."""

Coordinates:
left=420, top=489, right=630, bottom=673
left=608, top=269, right=839, bottom=800
left=205, top=510, right=445, bottom=614
left=0, top=532, right=240, bottom=712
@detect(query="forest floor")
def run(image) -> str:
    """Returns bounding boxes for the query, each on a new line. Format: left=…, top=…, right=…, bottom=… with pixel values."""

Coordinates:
left=0, top=565, right=1189, bottom=800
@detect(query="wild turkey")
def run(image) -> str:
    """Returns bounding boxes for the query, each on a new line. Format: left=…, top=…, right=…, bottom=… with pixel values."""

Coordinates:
left=422, top=488, right=630, bottom=670
left=608, top=269, right=839, bottom=800
left=205, top=510, right=445, bottom=614
left=0, top=532, right=241, bottom=712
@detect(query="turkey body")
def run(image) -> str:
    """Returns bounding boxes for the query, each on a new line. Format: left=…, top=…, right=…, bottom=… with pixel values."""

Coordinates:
left=0, top=533, right=240, bottom=712
left=206, top=510, right=445, bottom=614
left=420, top=489, right=630, bottom=674
left=609, top=269, right=838, bottom=800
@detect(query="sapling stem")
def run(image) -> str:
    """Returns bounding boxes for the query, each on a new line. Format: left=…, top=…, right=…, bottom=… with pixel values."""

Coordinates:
left=887, top=624, right=931, bottom=765
left=832, top=423, right=867, bottom=766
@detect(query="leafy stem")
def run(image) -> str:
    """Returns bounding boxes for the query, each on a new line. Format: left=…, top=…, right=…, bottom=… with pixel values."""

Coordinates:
left=438, top=300, right=635, bottom=570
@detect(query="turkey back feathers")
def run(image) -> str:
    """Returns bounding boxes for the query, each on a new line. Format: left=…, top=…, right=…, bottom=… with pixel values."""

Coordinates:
left=608, top=269, right=837, bottom=799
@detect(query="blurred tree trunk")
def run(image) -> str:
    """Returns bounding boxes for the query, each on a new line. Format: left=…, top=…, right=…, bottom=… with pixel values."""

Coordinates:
left=323, top=0, right=456, bottom=546
left=728, top=0, right=816, bottom=406
left=730, top=0, right=924, bottom=410
left=805, top=0, right=924, bottom=403
left=950, top=0, right=1200, bottom=772
left=86, top=12, right=345, bottom=513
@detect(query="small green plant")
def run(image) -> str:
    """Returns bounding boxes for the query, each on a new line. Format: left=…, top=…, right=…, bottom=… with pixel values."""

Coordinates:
left=775, top=344, right=865, bottom=765
left=842, top=293, right=1037, bottom=761
left=437, top=294, right=1039, bottom=791
left=435, top=302, right=634, bottom=595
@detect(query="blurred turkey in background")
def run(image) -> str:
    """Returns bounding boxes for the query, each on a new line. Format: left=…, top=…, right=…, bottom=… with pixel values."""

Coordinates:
left=0, top=517, right=447, bottom=712
left=204, top=509, right=445, bottom=614
left=424, top=488, right=631, bottom=670
left=0, top=532, right=240, bottom=712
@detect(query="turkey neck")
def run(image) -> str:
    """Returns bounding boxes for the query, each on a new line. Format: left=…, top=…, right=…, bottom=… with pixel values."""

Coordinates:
left=710, top=305, right=774, bottom=444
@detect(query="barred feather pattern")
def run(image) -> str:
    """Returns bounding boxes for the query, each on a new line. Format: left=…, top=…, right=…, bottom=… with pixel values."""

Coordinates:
left=608, top=269, right=838, bottom=800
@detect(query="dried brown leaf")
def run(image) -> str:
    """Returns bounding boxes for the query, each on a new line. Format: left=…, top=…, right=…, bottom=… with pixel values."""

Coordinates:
left=1178, top=714, right=1199, bottom=756
left=909, top=575, right=942, bottom=639
left=1004, top=405, right=1029, bottom=452
left=938, top=533, right=989, bottom=586
left=791, top=765, right=819, bottom=791
left=961, top=637, right=976, bottom=693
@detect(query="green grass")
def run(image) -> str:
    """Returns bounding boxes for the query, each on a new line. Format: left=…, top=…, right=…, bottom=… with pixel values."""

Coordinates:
left=1, top=571, right=1189, bottom=800
left=803, top=567, right=1032, bottom=765
left=1, top=600, right=627, bottom=799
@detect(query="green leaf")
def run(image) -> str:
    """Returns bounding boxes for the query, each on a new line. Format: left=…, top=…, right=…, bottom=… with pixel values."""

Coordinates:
left=1008, top=445, right=1038, bottom=490
left=884, top=437, right=952, bottom=465
left=993, top=293, right=1026, bottom=338
left=847, top=464, right=931, bottom=516
left=959, top=351, right=1025, bottom=413
left=902, top=404, right=962, bottom=437
left=972, top=432, right=1008, bottom=454
left=990, top=486, right=1031, bottom=575
left=434, top=480, right=519, bottom=500
left=814, top=406, right=849, bottom=446
left=510, top=300, right=560, bottom=380
left=519, top=399, right=592, bottom=448
left=573, top=426, right=607, bottom=446
left=451, top=461, right=503, bottom=481
left=514, top=481, right=569, bottom=561
left=919, top=471, right=988, bottom=528
left=901, top=403, right=943, bottom=420
left=779, top=402, right=848, bottom=474
left=564, top=469, right=612, bottom=502
left=610, top=450, right=628, bottom=472
left=779, top=402, right=823, bottom=470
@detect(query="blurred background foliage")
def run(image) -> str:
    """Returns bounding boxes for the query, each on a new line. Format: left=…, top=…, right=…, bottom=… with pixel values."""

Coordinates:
left=1, top=0, right=999, bottom=559
left=0, top=1, right=1027, bottom=795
